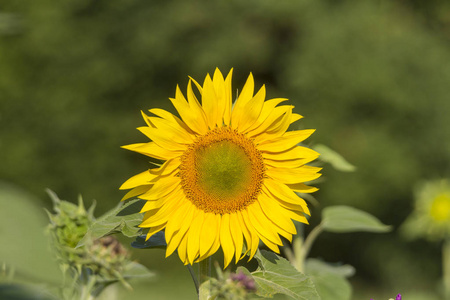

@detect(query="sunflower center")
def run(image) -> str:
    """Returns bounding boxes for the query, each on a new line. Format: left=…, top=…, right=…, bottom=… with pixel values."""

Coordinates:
left=430, top=193, right=450, bottom=222
left=179, top=127, right=265, bottom=214
left=196, top=141, right=252, bottom=200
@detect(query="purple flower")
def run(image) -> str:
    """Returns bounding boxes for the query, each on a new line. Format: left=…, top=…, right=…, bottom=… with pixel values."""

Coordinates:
left=396, top=294, right=402, bottom=300
left=230, top=271, right=256, bottom=292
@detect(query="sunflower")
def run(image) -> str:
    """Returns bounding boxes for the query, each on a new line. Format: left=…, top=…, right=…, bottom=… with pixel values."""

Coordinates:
left=401, top=179, right=450, bottom=241
left=120, top=68, right=321, bottom=267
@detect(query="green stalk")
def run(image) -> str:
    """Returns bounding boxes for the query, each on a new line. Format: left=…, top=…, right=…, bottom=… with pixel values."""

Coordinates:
left=444, top=239, right=450, bottom=300
left=186, top=264, right=199, bottom=295
left=296, top=223, right=324, bottom=272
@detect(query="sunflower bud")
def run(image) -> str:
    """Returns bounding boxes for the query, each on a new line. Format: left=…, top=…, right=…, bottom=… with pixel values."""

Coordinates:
left=46, top=192, right=130, bottom=282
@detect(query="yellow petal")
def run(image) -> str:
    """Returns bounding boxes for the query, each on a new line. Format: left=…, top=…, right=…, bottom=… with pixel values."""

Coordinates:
left=145, top=223, right=166, bottom=241
left=240, top=209, right=260, bottom=260
left=145, top=116, right=195, bottom=144
left=254, top=108, right=292, bottom=144
left=139, top=176, right=181, bottom=201
left=264, top=158, right=308, bottom=169
left=229, top=213, right=244, bottom=264
left=257, top=193, right=297, bottom=235
left=186, top=80, right=208, bottom=131
left=187, top=209, right=204, bottom=264
left=223, top=69, right=233, bottom=126
left=121, top=185, right=152, bottom=201
left=140, top=110, right=156, bottom=128
left=170, top=85, right=207, bottom=135
left=140, top=195, right=181, bottom=227
left=165, top=200, right=192, bottom=244
left=220, top=214, right=235, bottom=268
left=149, top=157, right=180, bottom=177
left=120, top=170, right=155, bottom=190
left=201, top=74, right=218, bottom=129
left=262, top=145, right=319, bottom=162
left=143, top=111, right=195, bottom=142
left=287, top=183, right=319, bottom=193
left=138, top=126, right=187, bottom=151
left=165, top=202, right=196, bottom=257
left=236, top=211, right=252, bottom=259
left=278, top=206, right=309, bottom=225
left=257, top=129, right=316, bottom=152
left=246, top=105, right=290, bottom=138
left=290, top=113, right=303, bottom=124
left=177, top=233, right=189, bottom=265
left=121, top=142, right=181, bottom=160
left=262, top=179, right=310, bottom=215
left=238, top=85, right=266, bottom=133
left=189, top=75, right=203, bottom=94
left=258, top=234, right=280, bottom=253
left=266, top=166, right=322, bottom=184
left=148, top=108, right=197, bottom=137
left=231, top=73, right=254, bottom=129
left=199, top=212, right=220, bottom=258
left=196, top=213, right=222, bottom=262
left=212, top=68, right=227, bottom=127
left=247, top=203, right=282, bottom=246
left=140, top=185, right=182, bottom=212
left=246, top=98, right=288, bottom=133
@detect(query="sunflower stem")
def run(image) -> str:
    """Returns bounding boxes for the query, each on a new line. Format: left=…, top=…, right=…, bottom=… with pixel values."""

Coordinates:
left=298, top=223, right=324, bottom=272
left=292, top=236, right=304, bottom=272
left=443, top=239, right=450, bottom=299
left=186, top=264, right=199, bottom=295
left=198, top=258, right=211, bottom=300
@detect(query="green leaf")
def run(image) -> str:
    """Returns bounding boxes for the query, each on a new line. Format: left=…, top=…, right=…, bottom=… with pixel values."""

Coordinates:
left=242, top=250, right=320, bottom=300
left=305, top=259, right=352, bottom=300
left=313, top=144, right=356, bottom=172
left=131, top=232, right=167, bottom=249
left=198, top=279, right=216, bottom=300
left=322, top=205, right=392, bottom=233
left=305, top=259, right=354, bottom=278
left=122, top=261, right=155, bottom=280
left=77, top=199, right=145, bottom=247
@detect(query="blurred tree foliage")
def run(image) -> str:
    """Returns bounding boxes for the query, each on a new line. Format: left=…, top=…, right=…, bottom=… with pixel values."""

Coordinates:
left=1, top=0, right=450, bottom=298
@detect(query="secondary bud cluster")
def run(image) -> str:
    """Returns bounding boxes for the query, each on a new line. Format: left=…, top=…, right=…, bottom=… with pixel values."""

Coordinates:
left=46, top=193, right=129, bottom=282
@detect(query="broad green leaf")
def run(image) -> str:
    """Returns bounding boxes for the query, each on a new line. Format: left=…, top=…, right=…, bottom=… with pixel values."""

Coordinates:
left=122, top=261, right=155, bottom=279
left=0, top=182, right=61, bottom=284
left=95, top=261, right=154, bottom=291
left=313, top=144, right=356, bottom=172
left=306, top=268, right=352, bottom=300
left=322, top=205, right=392, bottom=233
left=131, top=232, right=167, bottom=249
left=305, top=259, right=353, bottom=300
left=305, top=258, right=355, bottom=278
left=199, top=279, right=215, bottom=300
left=77, top=199, right=145, bottom=247
left=242, top=250, right=320, bottom=300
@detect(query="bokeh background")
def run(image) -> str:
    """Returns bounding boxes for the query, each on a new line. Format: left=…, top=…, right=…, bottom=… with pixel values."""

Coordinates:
left=1, top=0, right=450, bottom=299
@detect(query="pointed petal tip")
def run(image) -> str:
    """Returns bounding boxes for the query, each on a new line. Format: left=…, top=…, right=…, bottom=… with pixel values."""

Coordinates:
left=213, top=67, right=224, bottom=77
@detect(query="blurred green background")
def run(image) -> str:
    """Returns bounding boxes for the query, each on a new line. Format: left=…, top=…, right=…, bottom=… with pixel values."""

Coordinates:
left=1, top=0, right=450, bottom=299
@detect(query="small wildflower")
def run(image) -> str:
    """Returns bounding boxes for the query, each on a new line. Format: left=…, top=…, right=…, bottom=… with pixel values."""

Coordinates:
left=230, top=271, right=256, bottom=292
left=210, top=263, right=257, bottom=300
